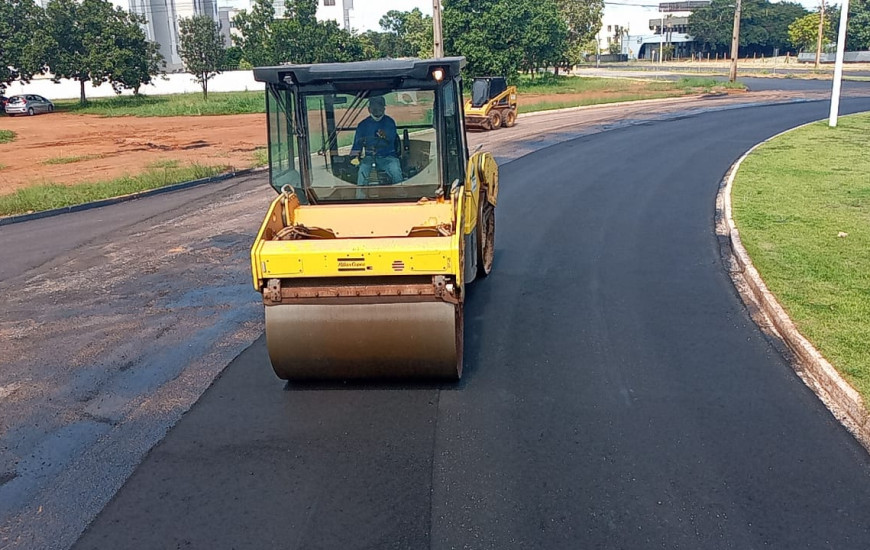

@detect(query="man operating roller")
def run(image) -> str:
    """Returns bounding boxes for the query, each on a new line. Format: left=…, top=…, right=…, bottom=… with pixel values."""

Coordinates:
left=350, top=95, right=404, bottom=186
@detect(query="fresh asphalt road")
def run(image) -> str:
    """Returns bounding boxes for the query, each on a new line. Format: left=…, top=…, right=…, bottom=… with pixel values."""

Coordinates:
left=71, top=98, right=870, bottom=549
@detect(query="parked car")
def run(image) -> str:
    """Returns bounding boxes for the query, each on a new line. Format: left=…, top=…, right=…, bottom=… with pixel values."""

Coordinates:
left=4, top=94, right=54, bottom=116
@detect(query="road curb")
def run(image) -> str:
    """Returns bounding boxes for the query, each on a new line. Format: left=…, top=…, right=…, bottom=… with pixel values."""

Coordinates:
left=715, top=122, right=870, bottom=453
left=0, top=166, right=267, bottom=227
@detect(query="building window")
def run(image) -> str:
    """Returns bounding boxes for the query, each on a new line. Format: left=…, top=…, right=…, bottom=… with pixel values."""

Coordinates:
left=607, top=25, right=612, bottom=32
left=323, top=0, right=335, bottom=5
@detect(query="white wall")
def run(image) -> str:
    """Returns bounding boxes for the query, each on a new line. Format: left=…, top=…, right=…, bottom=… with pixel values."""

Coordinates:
left=4, top=70, right=264, bottom=100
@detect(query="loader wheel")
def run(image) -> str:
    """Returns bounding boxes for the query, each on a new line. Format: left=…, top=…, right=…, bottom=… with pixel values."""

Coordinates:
left=477, top=191, right=495, bottom=277
left=488, top=110, right=502, bottom=130
left=503, top=109, right=517, bottom=128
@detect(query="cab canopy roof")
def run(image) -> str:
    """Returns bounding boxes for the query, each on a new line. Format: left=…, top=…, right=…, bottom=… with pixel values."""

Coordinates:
left=253, top=57, right=466, bottom=87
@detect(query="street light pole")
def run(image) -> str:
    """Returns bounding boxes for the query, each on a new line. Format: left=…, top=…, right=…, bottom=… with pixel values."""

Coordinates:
left=829, top=0, right=850, bottom=127
left=815, top=0, right=826, bottom=70
left=729, top=0, right=742, bottom=82
left=433, top=0, right=444, bottom=58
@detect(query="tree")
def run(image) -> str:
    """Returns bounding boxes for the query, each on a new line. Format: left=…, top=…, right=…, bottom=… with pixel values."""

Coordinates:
left=223, top=46, right=244, bottom=70
left=100, top=10, right=164, bottom=95
left=0, top=0, right=46, bottom=92
left=444, top=0, right=568, bottom=78
left=378, top=8, right=433, bottom=58
left=520, top=1, right=568, bottom=76
left=232, top=0, right=364, bottom=66
left=178, top=15, right=225, bottom=99
left=852, top=0, right=870, bottom=50
left=788, top=12, right=833, bottom=51
left=833, top=0, right=870, bottom=50
left=232, top=0, right=275, bottom=66
left=43, top=0, right=162, bottom=103
left=690, top=0, right=808, bottom=56
left=555, top=0, right=604, bottom=69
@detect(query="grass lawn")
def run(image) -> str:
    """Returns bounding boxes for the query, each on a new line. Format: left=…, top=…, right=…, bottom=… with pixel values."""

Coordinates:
left=0, top=162, right=228, bottom=217
left=0, top=129, right=16, bottom=143
left=55, top=92, right=264, bottom=117
left=515, top=75, right=744, bottom=113
left=731, top=112, right=870, bottom=402
left=41, top=154, right=105, bottom=165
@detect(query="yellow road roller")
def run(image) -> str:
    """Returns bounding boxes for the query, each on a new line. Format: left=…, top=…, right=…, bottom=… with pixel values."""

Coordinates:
left=251, top=57, right=499, bottom=380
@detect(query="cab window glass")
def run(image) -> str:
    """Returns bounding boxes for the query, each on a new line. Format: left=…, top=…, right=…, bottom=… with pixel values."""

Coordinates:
left=266, top=87, right=300, bottom=196
left=441, top=80, right=465, bottom=186
left=302, top=89, right=439, bottom=202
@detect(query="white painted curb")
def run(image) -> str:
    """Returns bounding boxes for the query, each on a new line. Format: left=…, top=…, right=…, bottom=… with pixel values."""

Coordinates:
left=715, top=121, right=870, bottom=452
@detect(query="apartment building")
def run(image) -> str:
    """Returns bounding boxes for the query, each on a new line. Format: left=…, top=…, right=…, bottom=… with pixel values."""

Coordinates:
left=126, top=0, right=219, bottom=71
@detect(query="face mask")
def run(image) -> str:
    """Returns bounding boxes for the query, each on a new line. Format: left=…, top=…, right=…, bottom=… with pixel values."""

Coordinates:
left=371, top=113, right=384, bottom=122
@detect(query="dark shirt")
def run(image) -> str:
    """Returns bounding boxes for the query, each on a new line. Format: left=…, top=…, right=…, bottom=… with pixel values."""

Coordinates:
left=351, top=116, right=399, bottom=159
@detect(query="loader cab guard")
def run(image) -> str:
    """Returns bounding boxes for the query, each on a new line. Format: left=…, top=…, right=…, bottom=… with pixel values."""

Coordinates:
left=256, top=58, right=469, bottom=205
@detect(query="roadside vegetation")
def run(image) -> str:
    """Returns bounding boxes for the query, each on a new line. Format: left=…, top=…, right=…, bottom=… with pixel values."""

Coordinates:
left=0, top=162, right=228, bottom=216
left=731, top=112, right=870, bottom=402
left=516, top=74, right=745, bottom=113
left=0, top=129, right=16, bottom=143
left=55, top=92, right=264, bottom=117
left=41, top=154, right=104, bottom=165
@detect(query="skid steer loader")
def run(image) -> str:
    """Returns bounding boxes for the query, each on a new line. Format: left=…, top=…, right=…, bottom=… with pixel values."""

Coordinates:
left=464, top=76, right=517, bottom=131
left=251, top=57, right=499, bottom=380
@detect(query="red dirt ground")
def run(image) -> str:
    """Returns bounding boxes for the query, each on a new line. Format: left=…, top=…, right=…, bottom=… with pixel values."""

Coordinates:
left=0, top=113, right=266, bottom=195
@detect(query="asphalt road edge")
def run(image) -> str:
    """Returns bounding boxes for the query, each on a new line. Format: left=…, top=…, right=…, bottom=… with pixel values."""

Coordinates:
left=0, top=166, right=268, bottom=227
left=715, top=122, right=870, bottom=453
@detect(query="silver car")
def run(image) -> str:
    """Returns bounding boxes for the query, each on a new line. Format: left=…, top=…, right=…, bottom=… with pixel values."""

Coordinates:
left=4, top=94, right=54, bottom=116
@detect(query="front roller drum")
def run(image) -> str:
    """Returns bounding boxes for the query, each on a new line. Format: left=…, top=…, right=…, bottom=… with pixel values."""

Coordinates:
left=265, top=301, right=463, bottom=380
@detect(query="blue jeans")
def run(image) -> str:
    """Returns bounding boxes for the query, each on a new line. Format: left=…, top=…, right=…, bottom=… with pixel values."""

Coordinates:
left=357, top=156, right=403, bottom=185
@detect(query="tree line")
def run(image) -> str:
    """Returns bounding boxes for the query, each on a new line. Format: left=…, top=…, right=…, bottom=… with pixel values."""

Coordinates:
left=689, top=0, right=870, bottom=57
left=3, top=0, right=870, bottom=103
left=0, top=0, right=604, bottom=101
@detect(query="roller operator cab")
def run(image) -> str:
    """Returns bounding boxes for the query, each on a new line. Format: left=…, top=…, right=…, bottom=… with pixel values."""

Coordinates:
left=251, top=57, right=499, bottom=381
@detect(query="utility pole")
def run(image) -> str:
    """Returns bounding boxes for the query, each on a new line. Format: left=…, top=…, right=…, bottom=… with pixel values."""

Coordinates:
left=660, top=13, right=664, bottom=65
left=729, top=0, right=742, bottom=82
left=815, top=0, right=825, bottom=70
left=433, top=0, right=444, bottom=58
left=829, top=0, right=850, bottom=127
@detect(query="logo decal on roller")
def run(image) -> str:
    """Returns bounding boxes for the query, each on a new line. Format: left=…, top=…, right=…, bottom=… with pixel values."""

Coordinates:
left=338, top=257, right=367, bottom=271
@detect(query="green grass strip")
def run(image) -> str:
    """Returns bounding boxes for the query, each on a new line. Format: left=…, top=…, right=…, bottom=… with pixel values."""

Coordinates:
left=0, top=129, right=16, bottom=144
left=0, top=163, right=228, bottom=217
left=41, top=154, right=104, bottom=165
left=731, top=112, right=870, bottom=402
left=55, top=91, right=266, bottom=117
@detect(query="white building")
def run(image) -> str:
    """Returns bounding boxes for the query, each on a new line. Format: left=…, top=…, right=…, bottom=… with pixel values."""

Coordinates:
left=218, top=7, right=242, bottom=47
left=596, top=1, right=708, bottom=60
left=315, top=0, right=352, bottom=29
left=128, top=0, right=219, bottom=71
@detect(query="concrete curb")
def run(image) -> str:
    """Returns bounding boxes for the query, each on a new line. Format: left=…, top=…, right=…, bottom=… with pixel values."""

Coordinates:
left=715, top=122, right=870, bottom=453
left=0, top=166, right=267, bottom=227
